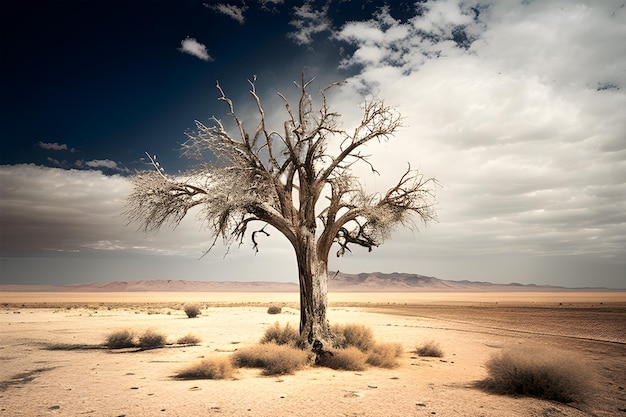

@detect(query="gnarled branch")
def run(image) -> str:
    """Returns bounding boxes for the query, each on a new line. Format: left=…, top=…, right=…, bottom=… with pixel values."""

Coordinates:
left=126, top=73, right=437, bottom=260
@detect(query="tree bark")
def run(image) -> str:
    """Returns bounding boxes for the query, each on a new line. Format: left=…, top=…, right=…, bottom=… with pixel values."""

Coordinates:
left=294, top=231, right=334, bottom=348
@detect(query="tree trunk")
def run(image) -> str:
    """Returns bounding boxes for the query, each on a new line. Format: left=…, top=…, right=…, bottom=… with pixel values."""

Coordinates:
left=294, top=232, right=334, bottom=348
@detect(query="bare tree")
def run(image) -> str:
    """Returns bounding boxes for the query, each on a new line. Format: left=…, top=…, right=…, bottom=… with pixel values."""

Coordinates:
left=126, top=74, right=438, bottom=348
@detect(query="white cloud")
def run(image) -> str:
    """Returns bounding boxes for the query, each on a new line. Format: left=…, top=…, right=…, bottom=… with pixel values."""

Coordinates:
left=84, top=159, right=117, bottom=170
left=0, top=165, right=132, bottom=253
left=37, top=141, right=77, bottom=152
left=0, top=164, right=300, bottom=284
left=46, top=157, right=63, bottom=167
left=178, top=37, right=213, bottom=61
left=0, top=164, right=294, bottom=277
left=327, top=0, right=626, bottom=286
left=258, top=0, right=284, bottom=8
left=37, top=141, right=67, bottom=151
left=287, top=2, right=331, bottom=45
left=80, top=159, right=129, bottom=174
left=206, top=3, right=247, bottom=25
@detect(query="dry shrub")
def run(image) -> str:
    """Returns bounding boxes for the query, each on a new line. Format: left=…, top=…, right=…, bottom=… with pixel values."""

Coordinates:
left=105, top=329, right=136, bottom=349
left=232, top=342, right=310, bottom=375
left=176, top=357, right=234, bottom=380
left=416, top=340, right=443, bottom=357
left=176, top=333, right=201, bottom=345
left=138, top=329, right=167, bottom=349
left=318, top=347, right=368, bottom=371
left=267, top=306, right=282, bottom=314
left=260, top=322, right=300, bottom=346
left=183, top=303, right=201, bottom=318
left=332, top=323, right=375, bottom=352
left=328, top=323, right=403, bottom=370
left=366, top=342, right=403, bottom=368
left=481, top=345, right=593, bottom=403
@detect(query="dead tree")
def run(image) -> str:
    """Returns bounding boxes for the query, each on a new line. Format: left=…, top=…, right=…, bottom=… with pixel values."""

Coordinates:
left=125, top=74, right=438, bottom=347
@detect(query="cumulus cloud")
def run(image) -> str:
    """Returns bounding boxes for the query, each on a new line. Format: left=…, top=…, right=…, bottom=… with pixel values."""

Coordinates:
left=206, top=3, right=248, bottom=25
left=258, top=0, right=284, bottom=10
left=37, top=141, right=67, bottom=151
left=0, top=165, right=227, bottom=256
left=288, top=2, right=331, bottom=45
left=178, top=37, right=213, bottom=61
left=37, top=141, right=77, bottom=152
left=73, top=159, right=129, bottom=174
left=0, top=164, right=295, bottom=284
left=46, top=157, right=63, bottom=167
left=0, top=165, right=130, bottom=253
left=84, top=159, right=118, bottom=170
left=327, top=0, right=626, bottom=286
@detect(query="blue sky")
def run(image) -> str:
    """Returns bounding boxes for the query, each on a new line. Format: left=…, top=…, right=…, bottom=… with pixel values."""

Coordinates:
left=1, top=0, right=625, bottom=288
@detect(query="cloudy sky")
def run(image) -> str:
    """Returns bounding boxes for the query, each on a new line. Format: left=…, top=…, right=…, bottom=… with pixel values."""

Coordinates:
left=1, top=0, right=624, bottom=289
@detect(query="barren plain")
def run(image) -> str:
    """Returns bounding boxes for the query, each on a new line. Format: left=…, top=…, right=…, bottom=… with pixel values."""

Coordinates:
left=1, top=291, right=624, bottom=417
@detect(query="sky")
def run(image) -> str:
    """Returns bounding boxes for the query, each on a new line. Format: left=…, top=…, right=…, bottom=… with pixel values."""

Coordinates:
left=1, top=0, right=625, bottom=289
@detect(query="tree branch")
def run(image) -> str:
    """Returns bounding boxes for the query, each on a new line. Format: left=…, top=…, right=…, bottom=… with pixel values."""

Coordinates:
left=126, top=75, right=437, bottom=264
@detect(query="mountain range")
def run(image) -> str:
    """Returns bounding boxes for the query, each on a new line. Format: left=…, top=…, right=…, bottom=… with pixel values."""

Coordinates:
left=0, top=272, right=612, bottom=292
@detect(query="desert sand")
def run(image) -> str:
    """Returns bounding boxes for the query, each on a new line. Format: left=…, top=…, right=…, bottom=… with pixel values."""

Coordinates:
left=1, top=292, right=625, bottom=416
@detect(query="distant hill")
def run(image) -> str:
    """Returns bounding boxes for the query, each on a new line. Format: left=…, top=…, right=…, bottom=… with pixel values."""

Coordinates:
left=328, top=272, right=581, bottom=292
left=0, top=272, right=615, bottom=292
left=0, top=279, right=298, bottom=293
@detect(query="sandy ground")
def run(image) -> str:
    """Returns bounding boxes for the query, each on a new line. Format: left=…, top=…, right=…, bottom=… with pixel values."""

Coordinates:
left=0, top=292, right=625, bottom=417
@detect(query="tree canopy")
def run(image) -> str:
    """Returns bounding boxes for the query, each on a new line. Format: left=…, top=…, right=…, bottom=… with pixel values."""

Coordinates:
left=126, top=75, right=438, bottom=257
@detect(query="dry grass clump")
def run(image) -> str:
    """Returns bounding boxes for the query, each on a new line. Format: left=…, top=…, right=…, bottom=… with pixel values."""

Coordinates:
left=176, top=333, right=201, bottom=346
left=232, top=342, right=310, bottom=375
left=105, top=328, right=178, bottom=350
left=176, top=357, right=234, bottom=380
left=416, top=340, right=443, bottom=357
left=227, top=322, right=402, bottom=376
left=480, top=345, right=593, bottom=403
left=105, top=329, right=136, bottom=349
left=260, top=322, right=300, bottom=346
left=267, top=306, right=282, bottom=314
left=317, top=347, right=368, bottom=371
left=366, top=342, right=403, bottom=368
left=138, top=329, right=167, bottom=350
left=183, top=303, right=201, bottom=318
left=333, top=323, right=375, bottom=352
left=330, top=323, right=402, bottom=369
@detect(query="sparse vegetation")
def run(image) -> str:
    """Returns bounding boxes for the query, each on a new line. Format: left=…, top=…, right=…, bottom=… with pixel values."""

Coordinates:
left=317, top=347, right=368, bottom=371
left=416, top=340, right=443, bottom=357
left=480, top=345, right=592, bottom=403
left=260, top=322, right=300, bottom=346
left=138, top=329, right=167, bottom=350
left=176, top=334, right=201, bottom=346
left=232, top=342, right=311, bottom=375
left=183, top=304, right=201, bottom=318
left=105, top=328, right=191, bottom=350
left=267, top=305, right=282, bottom=314
left=176, top=357, right=234, bottom=380
left=105, top=329, right=136, bottom=349
left=229, top=322, right=403, bottom=376
left=366, top=342, right=403, bottom=368
left=330, top=323, right=402, bottom=368
left=333, top=323, right=375, bottom=352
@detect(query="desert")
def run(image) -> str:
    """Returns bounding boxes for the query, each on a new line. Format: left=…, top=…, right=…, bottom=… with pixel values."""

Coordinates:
left=1, top=287, right=625, bottom=417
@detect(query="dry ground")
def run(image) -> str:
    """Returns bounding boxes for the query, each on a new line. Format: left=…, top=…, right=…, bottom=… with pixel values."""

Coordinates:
left=0, top=292, right=624, bottom=417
